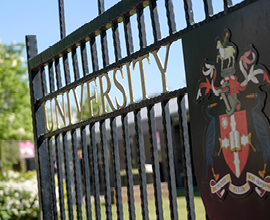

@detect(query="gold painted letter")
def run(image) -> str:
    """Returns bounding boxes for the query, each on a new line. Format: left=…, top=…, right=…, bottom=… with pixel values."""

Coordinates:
left=86, top=78, right=100, bottom=117
left=54, top=94, right=66, bottom=128
left=113, top=67, right=127, bottom=109
left=66, top=91, right=72, bottom=125
left=72, top=85, right=84, bottom=121
left=133, top=54, right=150, bottom=100
left=44, top=100, right=54, bottom=132
left=125, top=62, right=135, bottom=104
left=151, top=43, right=172, bottom=93
left=99, top=73, right=116, bottom=114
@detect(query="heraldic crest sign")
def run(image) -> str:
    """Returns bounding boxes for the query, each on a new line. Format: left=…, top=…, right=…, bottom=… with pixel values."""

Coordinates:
left=183, top=1, right=270, bottom=218
left=196, top=28, right=270, bottom=199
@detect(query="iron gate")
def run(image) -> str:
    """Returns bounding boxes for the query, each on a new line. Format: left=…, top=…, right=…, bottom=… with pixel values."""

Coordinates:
left=26, top=0, right=257, bottom=219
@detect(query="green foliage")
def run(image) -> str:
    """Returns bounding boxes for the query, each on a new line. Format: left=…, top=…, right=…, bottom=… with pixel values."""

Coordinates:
left=0, top=140, right=21, bottom=170
left=0, top=41, right=32, bottom=140
left=19, top=170, right=36, bottom=180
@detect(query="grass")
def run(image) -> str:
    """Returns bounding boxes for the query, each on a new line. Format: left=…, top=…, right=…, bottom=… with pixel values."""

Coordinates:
left=69, top=193, right=206, bottom=220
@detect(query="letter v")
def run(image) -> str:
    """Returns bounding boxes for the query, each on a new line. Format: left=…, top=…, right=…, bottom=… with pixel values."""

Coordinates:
left=151, top=43, right=172, bottom=93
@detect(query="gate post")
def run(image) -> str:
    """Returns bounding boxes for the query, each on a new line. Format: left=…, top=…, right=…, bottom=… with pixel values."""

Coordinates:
left=26, top=35, right=52, bottom=220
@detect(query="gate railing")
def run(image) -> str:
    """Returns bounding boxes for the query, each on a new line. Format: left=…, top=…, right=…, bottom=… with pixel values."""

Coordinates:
left=26, top=0, right=255, bottom=219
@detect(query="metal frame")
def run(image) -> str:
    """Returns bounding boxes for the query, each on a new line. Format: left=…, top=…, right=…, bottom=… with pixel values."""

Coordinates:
left=26, top=0, right=257, bottom=219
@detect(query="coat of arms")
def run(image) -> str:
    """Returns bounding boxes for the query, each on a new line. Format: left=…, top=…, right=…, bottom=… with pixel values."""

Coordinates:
left=196, top=29, right=270, bottom=199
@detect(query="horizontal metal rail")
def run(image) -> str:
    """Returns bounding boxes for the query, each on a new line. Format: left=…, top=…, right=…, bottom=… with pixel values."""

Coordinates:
left=28, top=0, right=147, bottom=71
left=36, top=32, right=181, bottom=106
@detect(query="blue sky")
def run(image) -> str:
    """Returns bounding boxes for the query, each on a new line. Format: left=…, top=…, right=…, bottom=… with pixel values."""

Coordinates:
left=0, top=0, right=243, bottom=104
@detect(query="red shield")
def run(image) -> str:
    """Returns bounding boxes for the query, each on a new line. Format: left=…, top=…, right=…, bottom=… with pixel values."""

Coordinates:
left=219, top=110, right=249, bottom=177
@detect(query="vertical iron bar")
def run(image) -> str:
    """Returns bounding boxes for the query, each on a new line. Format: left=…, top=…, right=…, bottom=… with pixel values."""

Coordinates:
left=123, top=16, right=134, bottom=56
left=71, top=129, right=83, bottom=220
left=134, top=110, right=149, bottom=220
left=100, top=120, right=112, bottom=220
left=40, top=66, right=47, bottom=96
left=161, top=100, right=178, bottom=220
left=223, top=0, right=233, bottom=11
left=177, top=95, right=195, bottom=220
left=58, top=0, right=66, bottom=39
left=63, top=132, right=74, bottom=220
left=26, top=35, right=52, bottom=220
left=90, top=37, right=99, bottom=72
left=100, top=30, right=110, bottom=68
left=183, top=0, right=194, bottom=26
left=112, top=22, right=122, bottom=62
left=137, top=7, right=147, bottom=49
left=98, top=0, right=109, bottom=68
left=121, top=113, right=136, bottom=220
left=80, top=42, right=89, bottom=77
left=147, top=105, right=164, bottom=220
left=72, top=47, right=80, bottom=81
left=58, top=0, right=69, bottom=90
left=48, top=62, right=55, bottom=93
left=55, top=57, right=62, bottom=89
left=55, top=134, right=66, bottom=220
left=203, top=0, right=214, bottom=19
left=149, top=0, right=161, bottom=42
left=58, top=0, right=70, bottom=87
left=48, top=138, right=58, bottom=220
left=110, top=117, right=124, bottom=220
left=98, top=0, right=105, bottom=15
left=63, top=53, right=71, bottom=85
left=90, top=123, right=101, bottom=220
left=165, top=0, right=177, bottom=35
left=81, top=126, right=92, bottom=219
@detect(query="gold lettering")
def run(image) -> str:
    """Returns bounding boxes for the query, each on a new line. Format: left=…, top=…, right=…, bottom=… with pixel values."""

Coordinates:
left=99, top=73, right=116, bottom=114
left=66, top=91, right=72, bottom=125
left=113, top=67, right=127, bottom=109
left=54, top=93, right=66, bottom=128
left=42, top=43, right=176, bottom=133
left=72, top=84, right=84, bottom=121
left=86, top=78, right=100, bottom=117
left=44, top=100, right=54, bottom=132
left=133, top=54, right=150, bottom=100
left=125, top=62, right=135, bottom=104
left=151, top=43, right=172, bottom=93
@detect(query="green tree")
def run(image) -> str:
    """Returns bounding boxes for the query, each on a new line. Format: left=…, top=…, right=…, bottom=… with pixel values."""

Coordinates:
left=0, top=41, right=32, bottom=140
left=0, top=140, right=21, bottom=171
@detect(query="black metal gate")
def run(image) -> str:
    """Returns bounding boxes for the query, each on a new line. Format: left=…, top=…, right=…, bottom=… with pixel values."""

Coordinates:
left=26, top=0, right=257, bottom=219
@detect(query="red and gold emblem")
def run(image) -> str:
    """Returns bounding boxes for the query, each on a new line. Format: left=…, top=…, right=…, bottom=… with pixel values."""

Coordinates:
left=195, top=29, right=270, bottom=199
